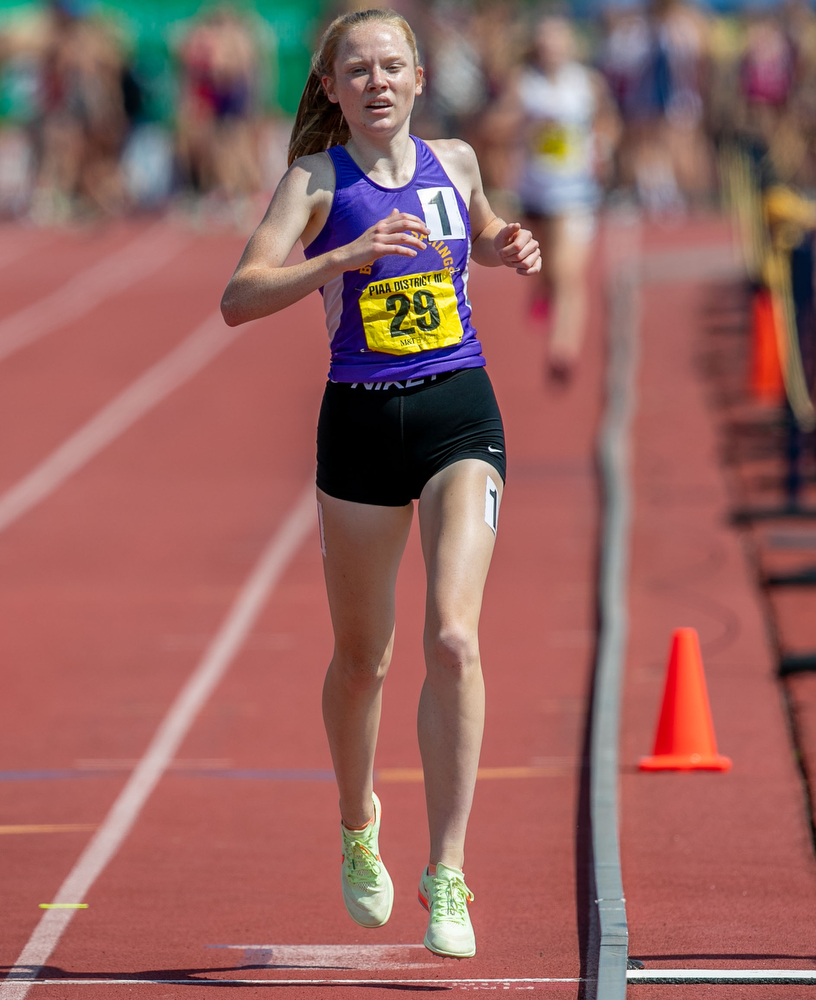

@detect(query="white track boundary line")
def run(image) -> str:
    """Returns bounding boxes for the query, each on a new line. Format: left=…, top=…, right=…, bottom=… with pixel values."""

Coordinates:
left=0, top=310, right=242, bottom=535
left=0, top=223, right=189, bottom=365
left=628, top=969, right=816, bottom=983
left=1, top=482, right=316, bottom=999
left=18, top=978, right=583, bottom=987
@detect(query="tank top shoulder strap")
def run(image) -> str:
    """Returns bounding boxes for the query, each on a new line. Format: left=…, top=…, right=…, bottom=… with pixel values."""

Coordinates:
left=413, top=136, right=451, bottom=184
left=326, top=144, right=362, bottom=190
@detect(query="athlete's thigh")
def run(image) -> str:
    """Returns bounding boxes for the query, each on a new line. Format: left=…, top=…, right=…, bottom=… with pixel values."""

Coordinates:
left=417, top=459, right=503, bottom=631
left=317, top=488, right=413, bottom=652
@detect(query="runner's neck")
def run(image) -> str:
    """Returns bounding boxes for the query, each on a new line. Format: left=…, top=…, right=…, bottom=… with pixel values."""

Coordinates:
left=344, top=126, right=417, bottom=189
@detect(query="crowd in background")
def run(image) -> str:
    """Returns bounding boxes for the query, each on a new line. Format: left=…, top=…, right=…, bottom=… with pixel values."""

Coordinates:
left=0, top=0, right=814, bottom=227
left=0, top=0, right=281, bottom=225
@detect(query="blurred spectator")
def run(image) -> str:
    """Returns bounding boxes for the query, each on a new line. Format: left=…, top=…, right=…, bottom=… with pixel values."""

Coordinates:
left=719, top=10, right=811, bottom=191
left=0, top=0, right=800, bottom=232
left=176, top=4, right=263, bottom=223
left=599, top=3, right=683, bottom=214
left=0, top=0, right=131, bottom=222
left=783, top=0, right=816, bottom=187
left=468, top=0, right=527, bottom=210
left=414, top=0, right=488, bottom=145
left=652, top=0, right=713, bottom=205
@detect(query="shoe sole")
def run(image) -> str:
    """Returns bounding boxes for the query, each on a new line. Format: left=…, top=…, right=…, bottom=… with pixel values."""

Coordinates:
left=418, top=890, right=476, bottom=959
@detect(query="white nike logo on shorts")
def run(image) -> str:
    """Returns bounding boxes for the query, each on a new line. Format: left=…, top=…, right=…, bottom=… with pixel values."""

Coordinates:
left=487, top=446, right=503, bottom=454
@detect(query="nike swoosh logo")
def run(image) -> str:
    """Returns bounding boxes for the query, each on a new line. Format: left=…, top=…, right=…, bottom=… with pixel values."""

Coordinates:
left=487, top=446, right=503, bottom=454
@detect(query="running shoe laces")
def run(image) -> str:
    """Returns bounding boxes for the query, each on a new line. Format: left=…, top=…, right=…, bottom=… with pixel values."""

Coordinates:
left=428, top=870, right=474, bottom=922
left=340, top=792, right=394, bottom=927
left=342, top=837, right=382, bottom=889
left=418, top=862, right=476, bottom=958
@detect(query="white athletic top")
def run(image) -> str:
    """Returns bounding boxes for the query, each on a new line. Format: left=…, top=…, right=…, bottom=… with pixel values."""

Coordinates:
left=517, top=62, right=599, bottom=215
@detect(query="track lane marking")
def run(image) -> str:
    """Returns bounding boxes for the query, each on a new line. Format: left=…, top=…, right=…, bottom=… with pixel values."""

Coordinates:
left=0, top=223, right=189, bottom=365
left=0, top=825, right=96, bottom=835
left=377, top=766, right=573, bottom=781
left=17, top=972, right=816, bottom=986
left=210, top=943, right=437, bottom=971
left=0, top=764, right=575, bottom=782
left=15, top=979, right=584, bottom=987
left=74, top=758, right=232, bottom=770
left=0, top=311, right=243, bottom=535
left=1, top=482, right=316, bottom=999
left=628, top=969, right=816, bottom=983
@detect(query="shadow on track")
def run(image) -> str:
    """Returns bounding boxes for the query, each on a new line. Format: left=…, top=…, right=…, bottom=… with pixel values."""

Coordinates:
left=0, top=967, right=448, bottom=990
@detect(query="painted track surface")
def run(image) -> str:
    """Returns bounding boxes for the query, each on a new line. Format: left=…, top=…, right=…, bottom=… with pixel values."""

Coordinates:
left=0, top=221, right=604, bottom=997
left=2, top=216, right=815, bottom=998
left=623, top=219, right=816, bottom=998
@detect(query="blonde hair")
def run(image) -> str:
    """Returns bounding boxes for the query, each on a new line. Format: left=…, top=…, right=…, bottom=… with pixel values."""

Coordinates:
left=288, top=8, right=420, bottom=166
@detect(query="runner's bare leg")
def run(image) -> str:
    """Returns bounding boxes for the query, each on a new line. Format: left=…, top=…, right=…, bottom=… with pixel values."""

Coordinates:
left=417, top=458, right=501, bottom=868
left=319, top=489, right=413, bottom=828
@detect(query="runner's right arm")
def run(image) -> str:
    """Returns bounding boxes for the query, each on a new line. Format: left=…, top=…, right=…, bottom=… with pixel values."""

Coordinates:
left=221, top=156, right=429, bottom=327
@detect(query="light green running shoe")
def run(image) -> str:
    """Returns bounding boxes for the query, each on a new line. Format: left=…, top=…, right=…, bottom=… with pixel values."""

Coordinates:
left=418, top=862, right=476, bottom=958
left=340, top=791, right=393, bottom=928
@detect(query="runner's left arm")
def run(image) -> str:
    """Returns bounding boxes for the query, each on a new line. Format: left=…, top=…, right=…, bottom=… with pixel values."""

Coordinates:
left=430, top=139, right=540, bottom=274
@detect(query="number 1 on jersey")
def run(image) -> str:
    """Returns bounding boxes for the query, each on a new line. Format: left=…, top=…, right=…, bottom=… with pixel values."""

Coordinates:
left=429, top=190, right=451, bottom=237
left=418, top=187, right=467, bottom=242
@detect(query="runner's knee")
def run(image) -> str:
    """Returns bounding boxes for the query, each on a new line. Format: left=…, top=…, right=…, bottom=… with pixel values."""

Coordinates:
left=330, top=636, right=393, bottom=691
left=424, top=626, right=480, bottom=680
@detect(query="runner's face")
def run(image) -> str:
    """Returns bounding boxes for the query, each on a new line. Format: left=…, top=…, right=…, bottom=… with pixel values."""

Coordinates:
left=324, top=24, right=423, bottom=138
left=534, top=18, right=573, bottom=72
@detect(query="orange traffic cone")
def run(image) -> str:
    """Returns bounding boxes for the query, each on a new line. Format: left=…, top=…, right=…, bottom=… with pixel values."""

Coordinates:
left=639, top=628, right=732, bottom=772
left=748, top=287, right=784, bottom=404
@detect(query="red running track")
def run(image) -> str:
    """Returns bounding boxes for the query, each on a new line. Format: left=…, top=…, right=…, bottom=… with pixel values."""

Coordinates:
left=0, top=221, right=605, bottom=997
left=3, top=216, right=816, bottom=999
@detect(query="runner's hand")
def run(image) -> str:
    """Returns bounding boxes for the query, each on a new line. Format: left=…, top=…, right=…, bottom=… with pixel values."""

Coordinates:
left=340, top=209, right=430, bottom=270
left=493, top=223, right=541, bottom=275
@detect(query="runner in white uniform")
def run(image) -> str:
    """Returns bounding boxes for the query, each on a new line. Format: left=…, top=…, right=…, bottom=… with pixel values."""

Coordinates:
left=512, top=15, right=618, bottom=381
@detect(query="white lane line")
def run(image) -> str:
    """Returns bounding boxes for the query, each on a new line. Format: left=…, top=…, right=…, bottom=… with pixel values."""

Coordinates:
left=19, top=979, right=583, bottom=987
left=0, top=223, right=189, bottom=365
left=0, top=311, right=240, bottom=535
left=628, top=969, right=816, bottom=983
left=210, top=943, right=435, bottom=971
left=1, top=482, right=316, bottom=999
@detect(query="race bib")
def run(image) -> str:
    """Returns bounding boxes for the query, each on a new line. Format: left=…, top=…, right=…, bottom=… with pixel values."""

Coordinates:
left=417, top=187, right=467, bottom=241
left=534, top=122, right=574, bottom=162
left=359, top=269, right=464, bottom=355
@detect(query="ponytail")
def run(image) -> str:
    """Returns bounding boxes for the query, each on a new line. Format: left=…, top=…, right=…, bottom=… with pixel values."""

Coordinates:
left=287, top=8, right=420, bottom=167
left=288, top=66, right=350, bottom=166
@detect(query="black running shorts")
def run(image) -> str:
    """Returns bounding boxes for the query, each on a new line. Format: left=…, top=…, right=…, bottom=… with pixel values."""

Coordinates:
left=316, top=367, right=506, bottom=507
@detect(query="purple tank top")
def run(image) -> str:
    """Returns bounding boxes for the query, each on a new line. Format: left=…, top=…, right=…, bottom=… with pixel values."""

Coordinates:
left=304, top=137, right=485, bottom=383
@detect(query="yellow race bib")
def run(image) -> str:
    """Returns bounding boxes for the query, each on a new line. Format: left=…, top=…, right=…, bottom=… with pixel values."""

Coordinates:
left=534, top=122, right=573, bottom=162
left=359, top=269, right=464, bottom=355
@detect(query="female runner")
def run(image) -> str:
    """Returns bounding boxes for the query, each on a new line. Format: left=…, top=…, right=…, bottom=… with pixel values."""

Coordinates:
left=511, top=14, right=618, bottom=381
left=221, top=8, right=540, bottom=959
